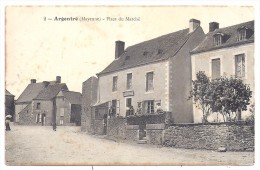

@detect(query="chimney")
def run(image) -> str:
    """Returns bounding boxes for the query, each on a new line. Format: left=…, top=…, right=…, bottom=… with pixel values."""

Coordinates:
left=31, top=79, right=36, bottom=84
left=115, top=41, right=125, bottom=59
left=56, top=76, right=61, bottom=83
left=43, top=81, right=50, bottom=87
left=209, top=22, right=219, bottom=32
left=189, top=19, right=200, bottom=33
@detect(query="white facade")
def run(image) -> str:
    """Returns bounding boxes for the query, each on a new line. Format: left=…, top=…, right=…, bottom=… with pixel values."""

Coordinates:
left=191, top=43, right=254, bottom=123
left=97, top=60, right=169, bottom=117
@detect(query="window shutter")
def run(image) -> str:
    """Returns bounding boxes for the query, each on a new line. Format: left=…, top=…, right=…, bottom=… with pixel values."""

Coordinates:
left=212, top=58, right=220, bottom=79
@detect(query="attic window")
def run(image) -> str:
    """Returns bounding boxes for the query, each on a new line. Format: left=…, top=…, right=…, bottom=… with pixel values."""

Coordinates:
left=157, top=49, right=163, bottom=54
left=213, top=33, right=224, bottom=46
left=237, top=26, right=248, bottom=41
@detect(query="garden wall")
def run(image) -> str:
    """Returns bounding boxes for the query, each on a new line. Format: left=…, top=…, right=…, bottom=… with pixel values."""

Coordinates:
left=164, top=122, right=254, bottom=151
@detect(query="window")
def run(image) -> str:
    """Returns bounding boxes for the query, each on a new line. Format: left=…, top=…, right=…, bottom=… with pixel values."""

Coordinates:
left=146, top=72, right=154, bottom=91
left=144, top=100, right=154, bottom=114
left=211, top=58, right=221, bottom=79
left=60, top=108, right=65, bottom=117
left=237, top=28, right=247, bottom=41
left=36, top=103, right=41, bottom=109
left=213, top=34, right=222, bottom=46
left=235, top=54, right=245, bottom=78
left=112, top=76, right=118, bottom=92
left=126, top=73, right=132, bottom=90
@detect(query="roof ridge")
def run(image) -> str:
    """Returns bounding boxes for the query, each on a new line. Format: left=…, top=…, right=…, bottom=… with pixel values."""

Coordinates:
left=207, top=20, right=254, bottom=35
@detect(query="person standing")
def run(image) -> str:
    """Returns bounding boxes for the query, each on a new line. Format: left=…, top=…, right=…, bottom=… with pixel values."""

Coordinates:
left=5, top=117, right=11, bottom=131
left=53, top=122, right=57, bottom=131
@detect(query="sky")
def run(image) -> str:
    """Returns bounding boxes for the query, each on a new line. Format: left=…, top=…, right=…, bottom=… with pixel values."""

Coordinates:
left=5, top=6, right=254, bottom=98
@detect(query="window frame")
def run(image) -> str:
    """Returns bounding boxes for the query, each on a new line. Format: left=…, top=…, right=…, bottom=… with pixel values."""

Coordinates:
left=112, top=76, right=118, bottom=92
left=36, top=102, right=41, bottom=110
left=126, top=73, right=133, bottom=90
left=234, top=53, right=246, bottom=79
left=213, top=34, right=222, bottom=46
left=145, top=71, right=154, bottom=92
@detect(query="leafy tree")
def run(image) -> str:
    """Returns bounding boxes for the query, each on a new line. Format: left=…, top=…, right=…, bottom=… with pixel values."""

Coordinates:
left=189, top=72, right=252, bottom=123
left=189, top=71, right=212, bottom=123
left=210, top=76, right=252, bottom=122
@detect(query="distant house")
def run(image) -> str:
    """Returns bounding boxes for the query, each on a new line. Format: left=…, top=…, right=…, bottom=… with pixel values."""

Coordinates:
left=15, top=79, right=47, bottom=122
left=17, top=76, right=82, bottom=126
left=93, top=19, right=206, bottom=123
left=5, top=90, right=15, bottom=121
left=191, top=20, right=254, bottom=122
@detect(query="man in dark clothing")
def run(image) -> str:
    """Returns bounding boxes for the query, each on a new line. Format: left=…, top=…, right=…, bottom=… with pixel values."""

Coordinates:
left=53, top=122, right=57, bottom=131
left=5, top=118, right=11, bottom=131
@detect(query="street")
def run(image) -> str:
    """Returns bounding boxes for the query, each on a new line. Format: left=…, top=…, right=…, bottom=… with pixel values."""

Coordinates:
left=5, top=124, right=254, bottom=166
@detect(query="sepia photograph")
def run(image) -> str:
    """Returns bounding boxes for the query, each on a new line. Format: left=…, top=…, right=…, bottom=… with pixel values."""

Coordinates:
left=1, top=0, right=259, bottom=168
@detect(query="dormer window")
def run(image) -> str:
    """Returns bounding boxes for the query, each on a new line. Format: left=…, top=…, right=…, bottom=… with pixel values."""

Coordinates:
left=237, top=26, right=248, bottom=41
left=213, top=33, right=224, bottom=46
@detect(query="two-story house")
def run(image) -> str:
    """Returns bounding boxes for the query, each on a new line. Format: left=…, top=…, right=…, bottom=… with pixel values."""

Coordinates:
left=191, top=20, right=254, bottom=123
left=17, top=76, right=82, bottom=126
left=94, top=19, right=205, bottom=123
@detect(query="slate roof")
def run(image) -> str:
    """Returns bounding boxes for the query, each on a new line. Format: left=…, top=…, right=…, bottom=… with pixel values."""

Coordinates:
left=98, top=28, right=194, bottom=75
left=16, top=83, right=47, bottom=103
left=5, top=90, right=14, bottom=96
left=191, top=20, right=254, bottom=54
left=34, top=83, right=68, bottom=100
left=62, top=91, right=82, bottom=105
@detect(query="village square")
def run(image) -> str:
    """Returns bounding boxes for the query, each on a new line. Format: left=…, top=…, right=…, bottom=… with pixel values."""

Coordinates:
left=4, top=6, right=255, bottom=166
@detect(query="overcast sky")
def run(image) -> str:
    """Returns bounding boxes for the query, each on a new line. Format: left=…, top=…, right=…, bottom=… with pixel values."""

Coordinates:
left=5, top=6, right=254, bottom=98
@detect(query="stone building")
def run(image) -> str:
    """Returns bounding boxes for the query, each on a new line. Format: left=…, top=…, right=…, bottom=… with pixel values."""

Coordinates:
left=93, top=19, right=206, bottom=123
left=5, top=90, right=15, bottom=121
left=81, top=76, right=98, bottom=132
left=17, top=76, right=82, bottom=126
left=191, top=20, right=254, bottom=123
left=15, top=79, right=47, bottom=122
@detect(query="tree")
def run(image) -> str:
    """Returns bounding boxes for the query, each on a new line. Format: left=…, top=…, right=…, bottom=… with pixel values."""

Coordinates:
left=211, top=76, right=252, bottom=122
left=189, top=71, right=212, bottom=123
left=189, top=72, right=252, bottom=123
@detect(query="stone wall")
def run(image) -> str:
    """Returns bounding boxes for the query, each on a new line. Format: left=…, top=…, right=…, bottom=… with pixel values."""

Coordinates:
left=93, top=119, right=104, bottom=135
left=126, top=125, right=139, bottom=142
left=19, top=104, right=35, bottom=125
left=81, top=77, right=98, bottom=132
left=107, top=118, right=126, bottom=141
left=164, top=122, right=254, bottom=151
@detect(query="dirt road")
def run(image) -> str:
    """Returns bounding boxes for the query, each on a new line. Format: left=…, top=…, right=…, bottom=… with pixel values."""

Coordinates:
left=5, top=125, right=254, bottom=166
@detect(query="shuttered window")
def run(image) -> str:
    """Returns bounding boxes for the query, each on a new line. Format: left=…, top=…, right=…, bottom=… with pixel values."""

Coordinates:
left=235, top=54, right=245, bottom=78
left=211, top=58, right=220, bottom=79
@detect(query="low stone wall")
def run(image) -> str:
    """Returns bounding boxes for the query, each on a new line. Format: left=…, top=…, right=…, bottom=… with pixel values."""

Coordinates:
left=146, top=123, right=165, bottom=145
left=107, top=118, right=126, bottom=140
left=164, top=122, right=254, bottom=151
left=126, top=125, right=139, bottom=142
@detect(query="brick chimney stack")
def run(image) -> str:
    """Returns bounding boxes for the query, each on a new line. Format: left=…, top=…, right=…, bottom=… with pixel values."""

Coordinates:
left=115, top=41, right=125, bottom=59
left=31, top=79, right=36, bottom=84
left=43, top=81, right=50, bottom=87
left=209, top=22, right=219, bottom=32
left=189, top=19, right=200, bottom=33
left=56, top=76, right=61, bottom=83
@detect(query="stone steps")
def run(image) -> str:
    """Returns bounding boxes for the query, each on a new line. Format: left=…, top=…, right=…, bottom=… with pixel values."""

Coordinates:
left=137, top=140, right=147, bottom=144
